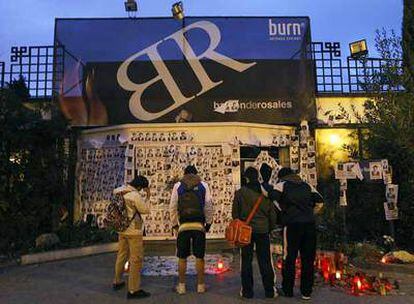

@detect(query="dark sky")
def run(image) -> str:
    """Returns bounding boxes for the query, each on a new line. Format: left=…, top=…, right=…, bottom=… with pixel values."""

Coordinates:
left=0, top=0, right=403, bottom=63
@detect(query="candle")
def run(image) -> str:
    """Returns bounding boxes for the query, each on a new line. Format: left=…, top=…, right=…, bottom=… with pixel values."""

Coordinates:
left=335, top=270, right=341, bottom=280
left=352, top=275, right=362, bottom=295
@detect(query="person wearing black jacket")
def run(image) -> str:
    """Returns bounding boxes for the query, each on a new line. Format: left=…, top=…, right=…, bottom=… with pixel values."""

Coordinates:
left=261, top=167, right=324, bottom=301
left=232, top=167, right=278, bottom=299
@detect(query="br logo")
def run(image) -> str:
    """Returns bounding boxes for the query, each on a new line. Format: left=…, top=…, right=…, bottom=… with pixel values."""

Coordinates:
left=117, top=21, right=257, bottom=121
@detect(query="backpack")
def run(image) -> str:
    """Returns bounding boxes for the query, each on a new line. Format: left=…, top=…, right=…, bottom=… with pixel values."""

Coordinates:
left=103, top=192, right=136, bottom=232
left=177, top=182, right=205, bottom=223
left=225, top=195, right=264, bottom=247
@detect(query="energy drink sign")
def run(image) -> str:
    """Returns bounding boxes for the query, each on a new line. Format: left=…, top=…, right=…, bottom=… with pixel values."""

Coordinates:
left=55, top=17, right=314, bottom=126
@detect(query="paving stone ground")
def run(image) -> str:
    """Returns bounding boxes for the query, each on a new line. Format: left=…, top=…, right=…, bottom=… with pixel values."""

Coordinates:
left=1, top=244, right=414, bottom=304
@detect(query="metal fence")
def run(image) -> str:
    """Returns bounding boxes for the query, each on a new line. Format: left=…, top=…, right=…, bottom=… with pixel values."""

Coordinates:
left=0, top=42, right=404, bottom=98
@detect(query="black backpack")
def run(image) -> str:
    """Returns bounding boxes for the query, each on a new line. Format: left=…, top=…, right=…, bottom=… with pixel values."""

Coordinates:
left=177, top=183, right=205, bottom=223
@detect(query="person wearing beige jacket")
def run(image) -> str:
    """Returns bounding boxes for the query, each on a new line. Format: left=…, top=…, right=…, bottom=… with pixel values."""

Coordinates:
left=112, top=176, right=151, bottom=300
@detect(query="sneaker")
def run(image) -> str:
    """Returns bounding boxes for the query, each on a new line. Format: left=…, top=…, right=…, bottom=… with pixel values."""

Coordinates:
left=127, top=290, right=151, bottom=299
left=176, top=283, right=186, bottom=295
left=276, top=287, right=293, bottom=298
left=301, top=295, right=311, bottom=301
left=197, top=284, right=206, bottom=293
left=112, top=282, right=125, bottom=291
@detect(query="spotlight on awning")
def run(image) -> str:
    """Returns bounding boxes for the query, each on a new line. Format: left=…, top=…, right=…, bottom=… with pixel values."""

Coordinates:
left=172, top=1, right=184, bottom=20
left=124, top=0, right=138, bottom=12
left=349, top=39, right=368, bottom=59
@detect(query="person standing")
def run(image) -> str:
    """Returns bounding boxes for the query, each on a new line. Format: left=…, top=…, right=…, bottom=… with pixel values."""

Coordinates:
left=112, top=175, right=151, bottom=299
left=232, top=167, right=278, bottom=299
left=170, top=165, right=213, bottom=295
left=262, top=167, right=324, bottom=301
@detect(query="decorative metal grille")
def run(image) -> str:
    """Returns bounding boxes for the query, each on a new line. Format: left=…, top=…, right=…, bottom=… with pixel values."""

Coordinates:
left=7, top=45, right=65, bottom=99
left=312, top=42, right=345, bottom=93
left=312, top=42, right=404, bottom=93
left=346, top=57, right=404, bottom=93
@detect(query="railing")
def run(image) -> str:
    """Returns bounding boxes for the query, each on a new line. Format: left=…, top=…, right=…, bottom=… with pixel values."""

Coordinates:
left=0, top=42, right=404, bottom=98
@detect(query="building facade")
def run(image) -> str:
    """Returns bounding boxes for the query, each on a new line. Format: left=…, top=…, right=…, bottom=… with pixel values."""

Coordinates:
left=0, top=17, right=400, bottom=239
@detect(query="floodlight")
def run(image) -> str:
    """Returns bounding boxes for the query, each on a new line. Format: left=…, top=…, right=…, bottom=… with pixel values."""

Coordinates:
left=124, top=0, right=138, bottom=12
left=172, top=1, right=184, bottom=20
left=349, top=39, right=368, bottom=59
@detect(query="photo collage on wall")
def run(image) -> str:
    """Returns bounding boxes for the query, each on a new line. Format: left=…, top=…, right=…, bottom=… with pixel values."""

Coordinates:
left=78, top=141, right=126, bottom=228
left=334, top=159, right=399, bottom=220
left=289, top=133, right=300, bottom=171
left=335, top=160, right=370, bottom=207
left=335, top=161, right=363, bottom=206
left=271, top=132, right=299, bottom=172
left=298, top=120, right=318, bottom=186
left=76, top=124, right=318, bottom=235
left=127, top=130, right=241, bottom=239
left=268, top=122, right=317, bottom=186
left=384, top=159, right=398, bottom=219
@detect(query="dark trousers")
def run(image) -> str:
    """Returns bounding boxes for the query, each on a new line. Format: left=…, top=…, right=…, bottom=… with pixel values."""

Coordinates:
left=240, top=233, right=275, bottom=297
left=282, top=222, right=316, bottom=297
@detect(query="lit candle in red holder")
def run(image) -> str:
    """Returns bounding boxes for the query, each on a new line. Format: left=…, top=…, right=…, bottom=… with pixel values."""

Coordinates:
left=217, top=260, right=224, bottom=271
left=323, top=271, right=329, bottom=282
left=352, top=275, right=362, bottom=295
left=321, top=257, right=330, bottom=282
left=385, top=280, right=393, bottom=292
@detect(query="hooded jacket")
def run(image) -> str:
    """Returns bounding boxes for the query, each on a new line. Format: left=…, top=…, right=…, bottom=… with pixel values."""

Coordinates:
left=170, top=174, right=213, bottom=233
left=113, top=184, right=150, bottom=236
left=232, top=181, right=277, bottom=234
left=261, top=174, right=324, bottom=225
